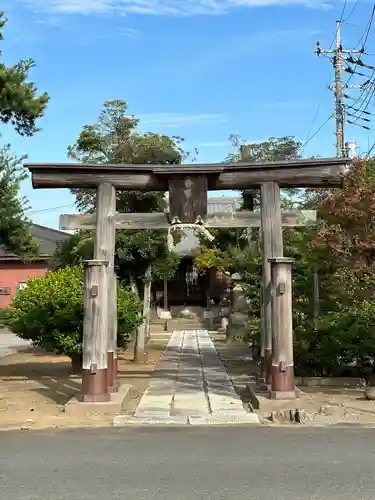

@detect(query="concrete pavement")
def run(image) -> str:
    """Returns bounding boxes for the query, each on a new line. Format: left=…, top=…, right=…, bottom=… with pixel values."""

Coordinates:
left=1, top=427, right=375, bottom=499
left=0, top=330, right=31, bottom=358
left=114, top=329, right=259, bottom=425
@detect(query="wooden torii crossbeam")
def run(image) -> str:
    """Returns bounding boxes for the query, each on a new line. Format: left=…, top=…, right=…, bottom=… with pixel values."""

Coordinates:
left=28, top=157, right=346, bottom=190
left=59, top=210, right=317, bottom=231
left=24, top=156, right=351, bottom=403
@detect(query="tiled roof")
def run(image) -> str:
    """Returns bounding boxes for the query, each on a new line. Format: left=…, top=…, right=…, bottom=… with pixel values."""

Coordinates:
left=0, top=224, right=70, bottom=260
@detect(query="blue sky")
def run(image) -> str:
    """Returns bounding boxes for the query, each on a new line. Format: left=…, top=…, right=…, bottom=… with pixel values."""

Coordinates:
left=1, top=0, right=374, bottom=228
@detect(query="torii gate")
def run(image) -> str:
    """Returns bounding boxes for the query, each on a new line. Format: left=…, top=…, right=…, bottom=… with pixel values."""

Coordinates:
left=24, top=156, right=350, bottom=403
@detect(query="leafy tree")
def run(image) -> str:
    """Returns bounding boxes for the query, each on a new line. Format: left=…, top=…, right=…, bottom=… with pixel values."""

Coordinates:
left=196, top=148, right=375, bottom=379
left=195, top=247, right=227, bottom=273
left=52, top=231, right=94, bottom=269
left=311, top=159, right=375, bottom=270
left=67, top=100, right=186, bottom=212
left=195, top=135, right=303, bottom=265
left=292, top=159, right=375, bottom=378
left=0, top=12, right=49, bottom=136
left=194, top=135, right=304, bottom=344
left=0, top=145, right=38, bottom=257
left=59, top=100, right=185, bottom=285
left=224, top=134, right=302, bottom=210
left=7, top=266, right=142, bottom=368
left=200, top=135, right=303, bottom=256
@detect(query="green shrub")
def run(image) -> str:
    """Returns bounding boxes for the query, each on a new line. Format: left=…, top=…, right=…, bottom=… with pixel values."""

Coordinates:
left=0, top=307, right=10, bottom=328
left=294, top=300, right=375, bottom=379
left=7, top=266, right=142, bottom=358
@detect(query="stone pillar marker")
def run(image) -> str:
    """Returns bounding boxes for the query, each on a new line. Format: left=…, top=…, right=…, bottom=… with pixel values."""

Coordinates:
left=268, top=257, right=297, bottom=400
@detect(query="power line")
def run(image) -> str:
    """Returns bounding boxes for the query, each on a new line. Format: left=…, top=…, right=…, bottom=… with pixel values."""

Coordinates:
left=366, top=140, right=375, bottom=156
left=348, top=82, right=375, bottom=125
left=299, top=114, right=334, bottom=153
left=26, top=203, right=76, bottom=215
left=343, top=0, right=360, bottom=23
left=342, top=5, right=375, bottom=100
left=301, top=105, right=321, bottom=154
left=316, top=5, right=375, bottom=156
left=339, top=0, right=350, bottom=22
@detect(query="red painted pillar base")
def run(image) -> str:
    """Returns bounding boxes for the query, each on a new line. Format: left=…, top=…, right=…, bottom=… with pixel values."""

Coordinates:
left=269, top=364, right=298, bottom=400
left=81, top=369, right=110, bottom=402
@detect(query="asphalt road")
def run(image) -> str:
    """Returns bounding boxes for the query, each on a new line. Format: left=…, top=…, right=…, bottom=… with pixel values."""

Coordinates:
left=1, top=426, right=375, bottom=499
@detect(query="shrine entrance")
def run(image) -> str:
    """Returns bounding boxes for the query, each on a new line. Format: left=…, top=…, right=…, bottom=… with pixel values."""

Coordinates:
left=25, top=156, right=350, bottom=405
left=153, top=256, right=208, bottom=307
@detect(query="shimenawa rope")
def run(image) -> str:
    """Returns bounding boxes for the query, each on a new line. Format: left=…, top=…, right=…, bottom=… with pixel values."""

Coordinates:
left=167, top=216, right=215, bottom=251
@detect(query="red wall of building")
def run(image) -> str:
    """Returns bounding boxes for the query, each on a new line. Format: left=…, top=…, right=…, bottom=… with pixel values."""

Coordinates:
left=0, top=261, right=48, bottom=308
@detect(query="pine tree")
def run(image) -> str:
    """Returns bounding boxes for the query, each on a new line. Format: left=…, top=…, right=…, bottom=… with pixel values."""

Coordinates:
left=0, top=12, right=49, bottom=136
left=0, top=12, right=49, bottom=255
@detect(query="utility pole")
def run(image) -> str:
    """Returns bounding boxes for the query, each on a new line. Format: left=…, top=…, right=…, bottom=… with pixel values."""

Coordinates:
left=316, top=20, right=363, bottom=157
left=334, top=21, right=344, bottom=157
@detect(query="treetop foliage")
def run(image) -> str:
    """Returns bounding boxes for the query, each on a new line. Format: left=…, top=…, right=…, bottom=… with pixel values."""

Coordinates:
left=0, top=12, right=49, bottom=136
left=57, top=100, right=186, bottom=282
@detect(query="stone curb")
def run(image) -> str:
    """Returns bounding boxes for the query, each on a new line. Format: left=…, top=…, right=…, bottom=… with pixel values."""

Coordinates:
left=113, top=415, right=188, bottom=426
left=112, top=412, right=261, bottom=427
left=295, top=376, right=365, bottom=388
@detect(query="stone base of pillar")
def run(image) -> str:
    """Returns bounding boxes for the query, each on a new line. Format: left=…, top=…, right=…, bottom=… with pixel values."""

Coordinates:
left=270, top=364, right=296, bottom=398
left=269, top=389, right=299, bottom=400
left=81, top=369, right=110, bottom=402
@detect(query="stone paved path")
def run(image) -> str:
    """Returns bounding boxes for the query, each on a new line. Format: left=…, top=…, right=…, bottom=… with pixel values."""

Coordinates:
left=114, top=330, right=259, bottom=426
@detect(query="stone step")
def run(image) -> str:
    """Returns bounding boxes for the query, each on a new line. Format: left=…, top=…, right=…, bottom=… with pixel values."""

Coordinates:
left=151, top=317, right=204, bottom=322
left=151, top=325, right=204, bottom=331
left=151, top=324, right=204, bottom=332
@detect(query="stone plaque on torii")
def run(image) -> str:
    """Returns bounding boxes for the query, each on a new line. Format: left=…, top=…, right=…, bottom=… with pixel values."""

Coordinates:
left=25, top=157, right=350, bottom=403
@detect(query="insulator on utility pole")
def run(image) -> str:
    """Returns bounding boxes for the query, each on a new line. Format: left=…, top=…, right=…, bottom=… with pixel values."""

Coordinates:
left=315, top=20, right=363, bottom=158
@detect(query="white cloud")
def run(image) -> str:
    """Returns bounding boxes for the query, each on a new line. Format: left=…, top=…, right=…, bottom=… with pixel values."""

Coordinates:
left=21, top=0, right=336, bottom=16
left=138, top=113, right=226, bottom=128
